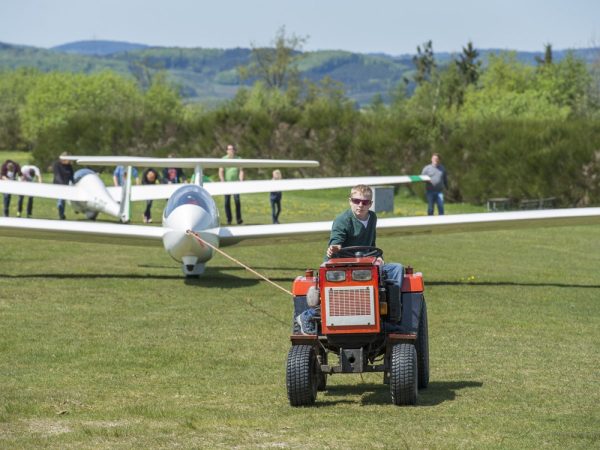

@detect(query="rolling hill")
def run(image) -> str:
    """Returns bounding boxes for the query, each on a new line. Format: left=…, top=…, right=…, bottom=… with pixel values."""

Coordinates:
left=0, top=40, right=597, bottom=107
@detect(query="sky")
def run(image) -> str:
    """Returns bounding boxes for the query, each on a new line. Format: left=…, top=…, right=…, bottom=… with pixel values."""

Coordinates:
left=1, top=0, right=599, bottom=55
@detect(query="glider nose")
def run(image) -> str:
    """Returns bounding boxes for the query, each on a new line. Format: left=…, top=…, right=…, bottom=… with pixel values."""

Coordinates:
left=162, top=205, right=219, bottom=263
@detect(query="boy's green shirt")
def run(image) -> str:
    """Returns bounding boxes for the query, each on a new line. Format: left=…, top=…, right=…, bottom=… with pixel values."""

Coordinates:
left=327, top=209, right=377, bottom=252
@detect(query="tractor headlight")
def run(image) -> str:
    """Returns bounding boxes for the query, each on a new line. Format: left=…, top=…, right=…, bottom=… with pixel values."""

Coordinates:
left=326, top=270, right=346, bottom=282
left=352, top=269, right=372, bottom=281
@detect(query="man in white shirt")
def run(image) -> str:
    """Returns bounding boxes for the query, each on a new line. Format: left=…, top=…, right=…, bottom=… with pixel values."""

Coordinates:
left=18, top=165, right=42, bottom=218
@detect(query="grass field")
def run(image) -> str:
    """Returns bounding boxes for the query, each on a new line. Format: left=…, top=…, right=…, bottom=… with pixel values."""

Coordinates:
left=1, top=155, right=599, bottom=448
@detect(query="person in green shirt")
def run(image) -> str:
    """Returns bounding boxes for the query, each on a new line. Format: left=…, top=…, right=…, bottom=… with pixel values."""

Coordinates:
left=296, top=184, right=405, bottom=334
left=218, top=144, right=244, bottom=225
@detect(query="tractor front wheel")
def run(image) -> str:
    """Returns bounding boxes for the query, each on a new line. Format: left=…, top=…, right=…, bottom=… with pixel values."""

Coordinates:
left=286, top=345, right=318, bottom=406
left=390, top=343, right=418, bottom=406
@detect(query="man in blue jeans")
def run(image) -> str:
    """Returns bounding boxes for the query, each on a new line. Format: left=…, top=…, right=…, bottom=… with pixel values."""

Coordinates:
left=296, top=184, right=404, bottom=335
left=421, top=153, right=448, bottom=215
left=52, top=153, right=74, bottom=220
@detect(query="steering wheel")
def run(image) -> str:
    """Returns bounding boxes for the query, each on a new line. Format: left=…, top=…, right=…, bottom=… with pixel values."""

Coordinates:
left=332, top=246, right=383, bottom=258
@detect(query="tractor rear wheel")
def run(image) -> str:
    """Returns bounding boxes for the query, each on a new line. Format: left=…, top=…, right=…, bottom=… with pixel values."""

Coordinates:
left=417, top=299, right=430, bottom=389
left=390, top=343, right=418, bottom=406
left=286, top=345, right=318, bottom=406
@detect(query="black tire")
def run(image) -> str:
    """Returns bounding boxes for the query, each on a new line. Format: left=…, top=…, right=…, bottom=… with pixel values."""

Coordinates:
left=286, top=345, right=318, bottom=406
left=390, top=343, right=418, bottom=406
left=416, top=298, right=430, bottom=389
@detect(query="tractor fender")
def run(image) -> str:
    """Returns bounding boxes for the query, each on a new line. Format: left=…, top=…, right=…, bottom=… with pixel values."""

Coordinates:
left=399, top=292, right=425, bottom=334
left=293, top=295, right=309, bottom=320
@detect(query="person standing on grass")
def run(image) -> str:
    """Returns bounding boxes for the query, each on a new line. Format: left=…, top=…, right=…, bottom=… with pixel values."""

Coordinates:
left=17, top=165, right=42, bottom=218
left=421, top=153, right=448, bottom=216
left=218, top=144, right=244, bottom=225
left=142, top=168, right=161, bottom=223
left=52, top=152, right=74, bottom=220
left=270, top=169, right=282, bottom=224
left=113, top=165, right=140, bottom=187
left=162, top=153, right=186, bottom=184
left=1, top=159, right=22, bottom=217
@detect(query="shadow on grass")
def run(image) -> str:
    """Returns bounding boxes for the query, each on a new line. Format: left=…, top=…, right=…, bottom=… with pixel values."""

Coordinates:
left=428, top=280, right=600, bottom=289
left=138, top=264, right=310, bottom=272
left=320, top=380, right=483, bottom=407
left=202, top=265, right=311, bottom=272
left=0, top=269, right=263, bottom=288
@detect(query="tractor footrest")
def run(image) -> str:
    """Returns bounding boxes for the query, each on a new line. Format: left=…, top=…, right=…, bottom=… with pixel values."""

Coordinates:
left=388, top=333, right=417, bottom=344
left=290, top=334, right=318, bottom=345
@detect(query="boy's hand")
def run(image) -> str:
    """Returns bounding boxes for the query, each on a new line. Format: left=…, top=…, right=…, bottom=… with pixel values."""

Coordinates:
left=327, top=244, right=341, bottom=258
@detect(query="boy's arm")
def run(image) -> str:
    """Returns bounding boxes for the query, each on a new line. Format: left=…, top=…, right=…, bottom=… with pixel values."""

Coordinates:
left=326, top=215, right=348, bottom=258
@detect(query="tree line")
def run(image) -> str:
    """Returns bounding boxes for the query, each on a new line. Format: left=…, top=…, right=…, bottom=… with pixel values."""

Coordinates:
left=1, top=36, right=599, bottom=206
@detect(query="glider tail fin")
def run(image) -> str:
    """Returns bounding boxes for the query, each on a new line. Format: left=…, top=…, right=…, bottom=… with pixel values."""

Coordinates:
left=119, top=166, right=133, bottom=223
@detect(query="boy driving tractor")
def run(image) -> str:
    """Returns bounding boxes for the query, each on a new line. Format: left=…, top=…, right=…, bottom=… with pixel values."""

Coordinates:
left=296, top=184, right=405, bottom=335
left=287, top=184, right=429, bottom=406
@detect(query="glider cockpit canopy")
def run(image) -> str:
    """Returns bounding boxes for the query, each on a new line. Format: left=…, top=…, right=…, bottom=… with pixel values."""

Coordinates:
left=164, top=185, right=218, bottom=219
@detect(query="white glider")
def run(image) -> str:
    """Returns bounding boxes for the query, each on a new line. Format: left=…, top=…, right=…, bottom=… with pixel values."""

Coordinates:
left=117, top=176, right=430, bottom=201
left=0, top=180, right=599, bottom=277
left=3, top=156, right=599, bottom=278
left=0, top=156, right=430, bottom=222
left=0, top=169, right=121, bottom=220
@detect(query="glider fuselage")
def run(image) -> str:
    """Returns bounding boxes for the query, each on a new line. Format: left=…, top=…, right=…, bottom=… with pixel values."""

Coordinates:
left=161, top=184, right=221, bottom=275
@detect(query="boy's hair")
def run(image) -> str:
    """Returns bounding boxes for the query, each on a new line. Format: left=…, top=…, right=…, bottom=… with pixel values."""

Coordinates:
left=350, top=184, right=372, bottom=198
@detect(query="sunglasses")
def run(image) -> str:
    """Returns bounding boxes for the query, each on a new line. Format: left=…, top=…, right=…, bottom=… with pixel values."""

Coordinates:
left=350, top=197, right=372, bottom=206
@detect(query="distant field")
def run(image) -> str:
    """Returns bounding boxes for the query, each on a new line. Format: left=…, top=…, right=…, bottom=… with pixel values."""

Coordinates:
left=0, top=151, right=31, bottom=166
left=1, top=171, right=599, bottom=448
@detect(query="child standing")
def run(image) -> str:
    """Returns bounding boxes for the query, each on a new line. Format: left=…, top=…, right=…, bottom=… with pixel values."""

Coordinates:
left=270, top=170, right=282, bottom=224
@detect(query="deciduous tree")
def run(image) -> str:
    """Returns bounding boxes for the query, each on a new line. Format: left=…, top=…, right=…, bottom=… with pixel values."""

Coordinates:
left=239, top=26, right=307, bottom=91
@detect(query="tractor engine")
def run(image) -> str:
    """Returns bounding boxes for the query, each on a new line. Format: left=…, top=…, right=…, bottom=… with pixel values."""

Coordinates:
left=319, top=255, right=383, bottom=337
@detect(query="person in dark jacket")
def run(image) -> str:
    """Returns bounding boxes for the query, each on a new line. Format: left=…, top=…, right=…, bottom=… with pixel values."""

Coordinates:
left=162, top=153, right=186, bottom=184
left=1, top=160, right=22, bottom=216
left=52, top=152, right=74, bottom=220
left=270, top=169, right=282, bottom=224
left=142, top=168, right=161, bottom=223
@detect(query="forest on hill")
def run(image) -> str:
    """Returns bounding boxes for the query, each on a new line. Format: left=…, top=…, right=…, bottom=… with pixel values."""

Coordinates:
left=1, top=35, right=598, bottom=106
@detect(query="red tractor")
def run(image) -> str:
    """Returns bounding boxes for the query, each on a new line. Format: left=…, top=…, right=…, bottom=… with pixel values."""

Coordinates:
left=286, top=246, right=429, bottom=406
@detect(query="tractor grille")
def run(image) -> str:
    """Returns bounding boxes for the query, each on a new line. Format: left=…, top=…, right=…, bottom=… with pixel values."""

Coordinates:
left=329, top=287, right=372, bottom=316
left=325, top=286, right=375, bottom=327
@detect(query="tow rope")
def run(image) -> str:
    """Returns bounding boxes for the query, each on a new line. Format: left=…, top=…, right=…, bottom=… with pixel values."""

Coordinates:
left=186, top=230, right=294, bottom=296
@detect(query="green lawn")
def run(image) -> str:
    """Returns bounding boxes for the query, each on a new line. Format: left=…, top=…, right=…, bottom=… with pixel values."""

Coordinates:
left=1, top=167, right=599, bottom=448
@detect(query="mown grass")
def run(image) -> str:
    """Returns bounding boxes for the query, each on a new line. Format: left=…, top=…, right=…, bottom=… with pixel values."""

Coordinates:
left=1, top=160, right=599, bottom=448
